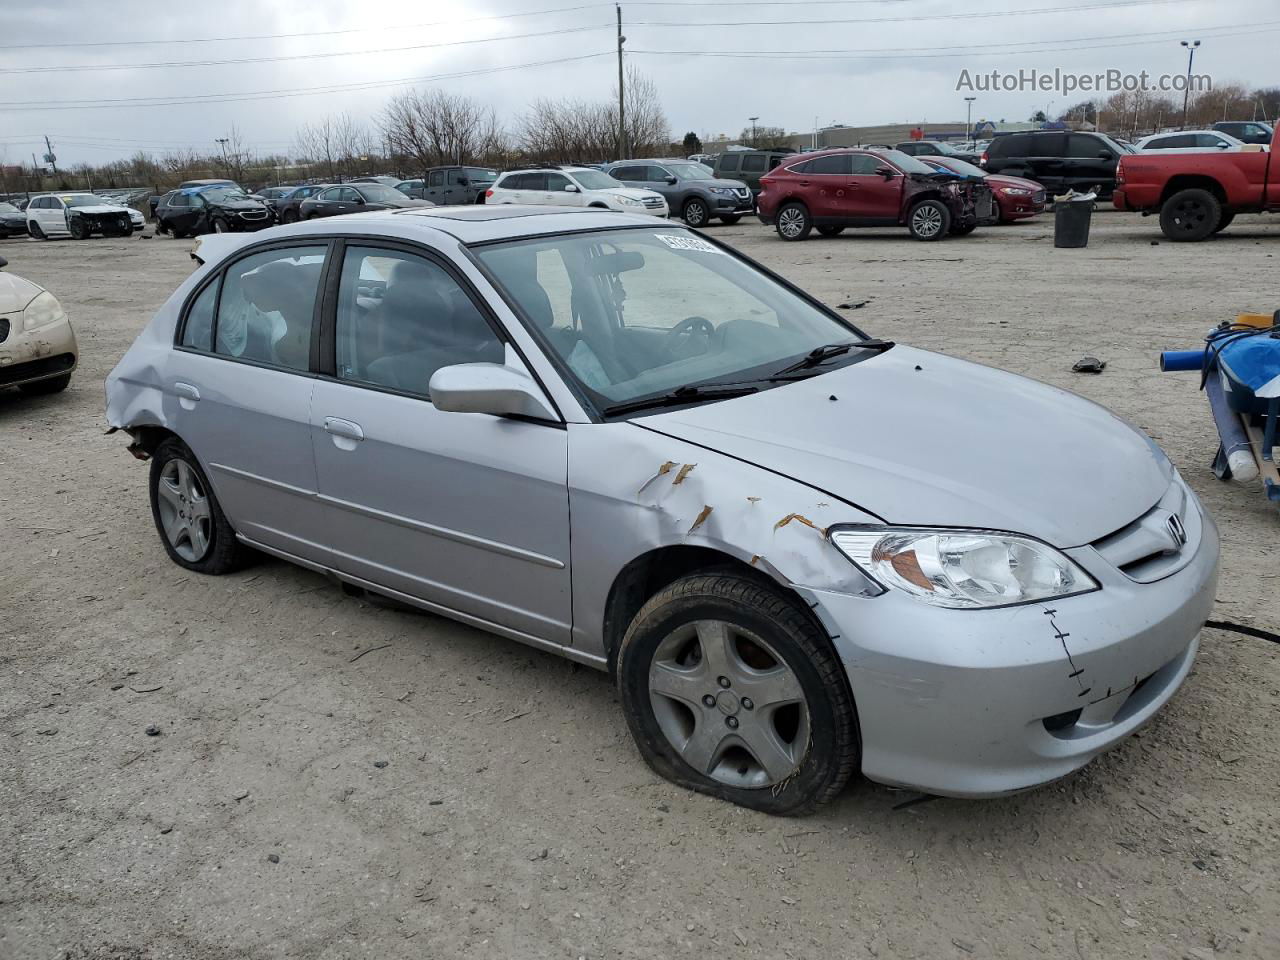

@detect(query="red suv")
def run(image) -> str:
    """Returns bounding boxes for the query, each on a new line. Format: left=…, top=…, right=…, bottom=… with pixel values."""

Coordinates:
left=756, top=148, right=995, bottom=241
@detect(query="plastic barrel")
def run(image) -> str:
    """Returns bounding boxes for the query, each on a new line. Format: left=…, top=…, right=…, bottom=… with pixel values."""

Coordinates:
left=1054, top=197, right=1093, bottom=248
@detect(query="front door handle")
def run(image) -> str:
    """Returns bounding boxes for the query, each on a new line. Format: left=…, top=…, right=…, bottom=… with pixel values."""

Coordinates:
left=323, top=417, right=365, bottom=442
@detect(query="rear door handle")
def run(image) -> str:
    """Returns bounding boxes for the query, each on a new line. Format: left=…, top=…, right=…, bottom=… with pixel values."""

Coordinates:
left=323, top=417, right=365, bottom=442
left=173, top=382, right=200, bottom=402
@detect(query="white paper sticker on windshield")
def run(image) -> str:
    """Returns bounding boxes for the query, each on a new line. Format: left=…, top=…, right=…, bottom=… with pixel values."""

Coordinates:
left=655, top=234, right=725, bottom=254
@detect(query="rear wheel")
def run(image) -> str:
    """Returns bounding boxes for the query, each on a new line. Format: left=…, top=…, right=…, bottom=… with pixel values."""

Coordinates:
left=149, top=438, right=251, bottom=575
left=907, top=199, right=950, bottom=241
left=816, top=225, right=845, bottom=237
left=775, top=202, right=812, bottom=241
left=1212, top=211, right=1235, bottom=234
left=682, top=198, right=710, bottom=228
left=18, top=373, right=71, bottom=395
left=618, top=573, right=860, bottom=816
left=1159, top=188, right=1221, bottom=242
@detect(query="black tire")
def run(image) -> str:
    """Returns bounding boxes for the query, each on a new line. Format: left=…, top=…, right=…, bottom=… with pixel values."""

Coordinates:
left=907, top=199, right=951, bottom=241
left=617, top=573, right=860, bottom=816
left=279, top=209, right=298, bottom=224
left=775, top=201, right=812, bottom=241
left=148, top=437, right=251, bottom=575
left=68, top=218, right=90, bottom=240
left=718, top=214, right=741, bottom=225
left=1213, top=211, right=1235, bottom=234
left=28, top=222, right=46, bottom=240
left=18, top=373, right=71, bottom=395
left=171, top=226, right=189, bottom=239
left=212, top=217, right=230, bottom=234
left=816, top=225, right=845, bottom=237
left=682, top=198, right=710, bottom=228
left=1159, top=188, right=1221, bottom=242
left=950, top=222, right=978, bottom=236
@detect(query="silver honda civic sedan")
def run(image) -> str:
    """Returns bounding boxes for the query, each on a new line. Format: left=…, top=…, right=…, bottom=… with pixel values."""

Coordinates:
left=106, top=207, right=1219, bottom=815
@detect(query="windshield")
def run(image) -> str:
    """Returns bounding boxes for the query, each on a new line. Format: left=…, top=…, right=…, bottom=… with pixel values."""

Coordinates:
left=476, top=228, right=867, bottom=410
left=62, top=195, right=106, bottom=207
left=466, top=167, right=497, bottom=181
left=201, top=187, right=249, bottom=203
left=1098, top=134, right=1136, bottom=154
left=876, top=150, right=937, bottom=175
left=0, top=202, right=19, bottom=213
left=667, top=162, right=715, bottom=181
left=355, top=183, right=406, bottom=202
left=569, top=169, right=624, bottom=191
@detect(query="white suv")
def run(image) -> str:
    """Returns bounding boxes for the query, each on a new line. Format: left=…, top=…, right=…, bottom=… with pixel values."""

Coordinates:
left=487, top=166, right=668, bottom=216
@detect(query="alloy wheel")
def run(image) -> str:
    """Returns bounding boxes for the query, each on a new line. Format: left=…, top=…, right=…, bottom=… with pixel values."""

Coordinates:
left=156, top=458, right=212, bottom=562
left=777, top=207, right=805, bottom=239
left=648, top=619, right=810, bottom=788
left=684, top=200, right=707, bottom=226
left=911, top=204, right=944, bottom=238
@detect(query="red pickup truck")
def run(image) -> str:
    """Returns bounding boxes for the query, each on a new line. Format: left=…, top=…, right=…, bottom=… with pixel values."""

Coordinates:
left=1113, top=126, right=1279, bottom=241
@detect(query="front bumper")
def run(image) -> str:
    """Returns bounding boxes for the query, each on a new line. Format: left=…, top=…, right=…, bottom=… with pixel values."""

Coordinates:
left=998, top=194, right=1047, bottom=220
left=809, top=489, right=1220, bottom=798
left=229, top=212, right=275, bottom=231
left=0, top=316, right=78, bottom=388
left=708, top=191, right=754, bottom=215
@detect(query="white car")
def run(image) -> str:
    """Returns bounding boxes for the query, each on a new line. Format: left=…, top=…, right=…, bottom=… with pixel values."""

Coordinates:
left=0, top=253, right=78, bottom=394
left=1135, top=130, right=1247, bottom=154
left=487, top=166, right=668, bottom=216
left=26, top=192, right=136, bottom=240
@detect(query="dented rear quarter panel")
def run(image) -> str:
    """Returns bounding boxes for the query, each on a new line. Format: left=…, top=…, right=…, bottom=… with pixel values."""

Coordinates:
left=566, top=420, right=884, bottom=661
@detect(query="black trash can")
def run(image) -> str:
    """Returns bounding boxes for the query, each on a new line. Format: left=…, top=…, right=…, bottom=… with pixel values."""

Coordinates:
left=1054, top=196, right=1094, bottom=248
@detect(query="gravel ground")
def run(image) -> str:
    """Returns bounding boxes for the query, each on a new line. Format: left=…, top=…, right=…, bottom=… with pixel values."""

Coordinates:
left=2, top=212, right=1278, bottom=960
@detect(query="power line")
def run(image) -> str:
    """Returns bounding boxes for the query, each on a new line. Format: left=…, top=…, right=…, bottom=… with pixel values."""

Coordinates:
left=0, top=52, right=614, bottom=111
left=0, top=3, right=604, bottom=50
left=0, top=24, right=612, bottom=75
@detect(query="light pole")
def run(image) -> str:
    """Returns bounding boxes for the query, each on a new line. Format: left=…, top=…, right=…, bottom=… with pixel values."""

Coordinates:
left=215, top=137, right=230, bottom=176
left=964, top=96, right=976, bottom=144
left=1180, top=40, right=1200, bottom=129
left=748, top=116, right=759, bottom=147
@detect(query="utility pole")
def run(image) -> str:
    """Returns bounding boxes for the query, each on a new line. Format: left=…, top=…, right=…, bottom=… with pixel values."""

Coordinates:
left=215, top=137, right=230, bottom=176
left=749, top=116, right=759, bottom=147
left=964, top=97, right=976, bottom=143
left=43, top=135, right=58, bottom=176
left=1180, top=40, right=1200, bottom=129
left=616, top=5, right=626, bottom=161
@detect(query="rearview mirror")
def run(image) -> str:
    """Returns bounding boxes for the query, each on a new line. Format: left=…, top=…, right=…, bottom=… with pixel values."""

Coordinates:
left=564, top=184, right=579, bottom=192
left=876, top=166, right=897, bottom=179
left=429, top=362, right=559, bottom=421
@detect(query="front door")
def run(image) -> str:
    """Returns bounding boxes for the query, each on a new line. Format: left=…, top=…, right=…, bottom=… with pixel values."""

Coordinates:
left=169, top=242, right=333, bottom=564
left=426, top=169, right=446, bottom=204
left=543, top=172, right=581, bottom=207
left=309, top=242, right=573, bottom=643
left=844, top=154, right=904, bottom=223
left=39, top=197, right=67, bottom=235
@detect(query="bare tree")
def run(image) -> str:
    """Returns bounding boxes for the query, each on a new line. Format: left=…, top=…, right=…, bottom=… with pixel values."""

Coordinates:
left=382, top=90, right=504, bottom=175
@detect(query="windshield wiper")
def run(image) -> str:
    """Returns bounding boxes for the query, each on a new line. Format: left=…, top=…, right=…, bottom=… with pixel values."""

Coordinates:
left=602, top=383, right=759, bottom=417
left=770, top=339, right=894, bottom=378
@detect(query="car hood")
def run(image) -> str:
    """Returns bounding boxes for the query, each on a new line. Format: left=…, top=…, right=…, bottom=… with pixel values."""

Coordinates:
left=0, top=271, right=44, bottom=313
left=705, top=178, right=750, bottom=191
left=598, top=188, right=664, bottom=201
left=214, top=200, right=268, bottom=211
left=635, top=345, right=1172, bottom=547
left=987, top=173, right=1043, bottom=191
left=67, top=204, right=129, bottom=216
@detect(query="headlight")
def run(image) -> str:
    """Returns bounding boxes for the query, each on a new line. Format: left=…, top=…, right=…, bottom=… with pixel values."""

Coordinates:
left=619, top=197, right=643, bottom=206
left=1001, top=187, right=1033, bottom=197
left=22, top=290, right=67, bottom=332
left=829, top=526, right=1098, bottom=609
left=710, top=187, right=735, bottom=196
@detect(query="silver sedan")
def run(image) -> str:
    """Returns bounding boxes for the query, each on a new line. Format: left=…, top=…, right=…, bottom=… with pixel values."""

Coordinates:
left=106, top=207, right=1219, bottom=814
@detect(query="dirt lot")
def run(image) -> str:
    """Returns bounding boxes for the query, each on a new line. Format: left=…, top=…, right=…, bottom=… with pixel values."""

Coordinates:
left=3, top=212, right=1279, bottom=960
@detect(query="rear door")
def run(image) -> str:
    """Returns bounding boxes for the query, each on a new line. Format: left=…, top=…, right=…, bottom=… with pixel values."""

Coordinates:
left=1022, top=133, right=1068, bottom=193
left=309, top=241, right=573, bottom=642
left=804, top=153, right=852, bottom=218
left=169, top=241, right=333, bottom=564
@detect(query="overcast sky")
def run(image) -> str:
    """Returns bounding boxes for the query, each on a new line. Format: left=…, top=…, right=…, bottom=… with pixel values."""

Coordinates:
left=2, top=0, right=1276, bottom=167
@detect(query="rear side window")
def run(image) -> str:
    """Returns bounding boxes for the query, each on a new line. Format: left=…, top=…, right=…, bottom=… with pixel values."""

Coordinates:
left=786, top=159, right=812, bottom=174
left=214, top=246, right=327, bottom=371
left=611, top=165, right=644, bottom=181
left=808, top=154, right=852, bottom=175
left=181, top=280, right=219, bottom=351
left=718, top=155, right=740, bottom=173
left=740, top=155, right=767, bottom=173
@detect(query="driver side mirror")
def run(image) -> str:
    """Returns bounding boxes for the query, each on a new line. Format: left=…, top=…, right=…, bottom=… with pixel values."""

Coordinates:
left=1098, top=150, right=1114, bottom=160
left=564, top=184, right=579, bottom=193
left=664, top=175, right=677, bottom=184
left=876, top=166, right=897, bottom=179
left=429, top=361, right=559, bottom=421
left=352, top=195, right=366, bottom=205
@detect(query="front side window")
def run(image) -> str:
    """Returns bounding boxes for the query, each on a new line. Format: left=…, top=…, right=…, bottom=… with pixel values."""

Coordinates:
left=849, top=154, right=885, bottom=175
left=214, top=246, right=326, bottom=371
left=334, top=247, right=503, bottom=396
left=429, top=170, right=445, bottom=187
left=1067, top=134, right=1109, bottom=159
left=545, top=173, right=572, bottom=191
left=318, top=187, right=342, bottom=201
left=718, top=155, right=740, bottom=172
left=476, top=228, right=864, bottom=411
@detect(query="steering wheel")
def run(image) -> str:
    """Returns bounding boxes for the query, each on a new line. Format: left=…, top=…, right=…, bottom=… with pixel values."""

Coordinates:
left=663, top=315, right=715, bottom=360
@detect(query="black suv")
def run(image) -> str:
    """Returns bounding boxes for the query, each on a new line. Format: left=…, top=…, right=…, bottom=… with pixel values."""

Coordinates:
left=895, top=141, right=981, bottom=165
left=155, top=186, right=273, bottom=237
left=711, top=150, right=793, bottom=196
left=981, top=131, right=1133, bottom=198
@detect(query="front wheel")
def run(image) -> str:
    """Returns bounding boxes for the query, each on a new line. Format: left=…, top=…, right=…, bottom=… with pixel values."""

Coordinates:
left=775, top=202, right=812, bottom=241
left=907, top=199, right=951, bottom=241
left=212, top=218, right=230, bottom=234
left=149, top=438, right=251, bottom=575
left=279, top=209, right=298, bottom=224
left=682, top=198, right=710, bottom=228
left=1159, top=188, right=1221, bottom=242
left=68, top=218, right=90, bottom=240
left=617, top=573, right=860, bottom=816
